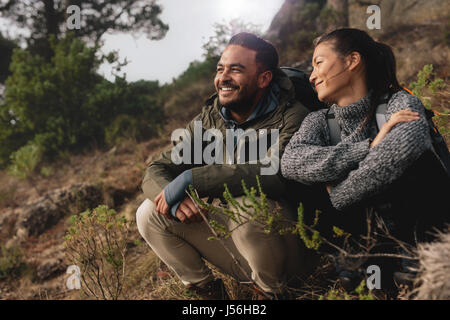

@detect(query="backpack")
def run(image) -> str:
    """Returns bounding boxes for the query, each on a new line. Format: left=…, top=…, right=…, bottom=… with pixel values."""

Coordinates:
left=326, top=91, right=450, bottom=176
left=281, top=67, right=327, bottom=112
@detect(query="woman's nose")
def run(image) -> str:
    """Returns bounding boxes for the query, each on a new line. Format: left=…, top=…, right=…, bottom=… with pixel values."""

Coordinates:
left=309, top=69, right=317, bottom=85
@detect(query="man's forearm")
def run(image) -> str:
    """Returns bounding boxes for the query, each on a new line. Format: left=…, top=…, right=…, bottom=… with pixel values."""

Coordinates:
left=191, top=163, right=287, bottom=199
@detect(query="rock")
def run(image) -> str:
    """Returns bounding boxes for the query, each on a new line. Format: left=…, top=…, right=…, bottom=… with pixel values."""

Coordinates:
left=35, top=255, right=66, bottom=281
left=0, top=208, right=18, bottom=241
left=15, top=184, right=103, bottom=239
left=348, top=0, right=450, bottom=37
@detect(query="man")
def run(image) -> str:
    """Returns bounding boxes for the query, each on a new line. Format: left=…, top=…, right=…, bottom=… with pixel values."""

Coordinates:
left=136, top=32, right=317, bottom=299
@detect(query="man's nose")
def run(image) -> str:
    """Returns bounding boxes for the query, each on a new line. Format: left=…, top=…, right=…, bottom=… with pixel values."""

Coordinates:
left=219, top=68, right=231, bottom=82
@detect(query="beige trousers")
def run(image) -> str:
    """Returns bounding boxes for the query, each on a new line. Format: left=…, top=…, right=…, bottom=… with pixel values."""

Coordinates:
left=136, top=197, right=318, bottom=294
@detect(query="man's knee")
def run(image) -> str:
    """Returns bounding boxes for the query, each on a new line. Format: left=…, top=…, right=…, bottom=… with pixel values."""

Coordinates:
left=136, top=199, right=156, bottom=238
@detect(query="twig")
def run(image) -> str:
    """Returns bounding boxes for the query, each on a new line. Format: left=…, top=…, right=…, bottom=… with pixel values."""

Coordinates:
left=185, top=189, right=274, bottom=300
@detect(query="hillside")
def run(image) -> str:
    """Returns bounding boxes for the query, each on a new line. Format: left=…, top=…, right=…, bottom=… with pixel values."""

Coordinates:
left=0, top=0, right=449, bottom=300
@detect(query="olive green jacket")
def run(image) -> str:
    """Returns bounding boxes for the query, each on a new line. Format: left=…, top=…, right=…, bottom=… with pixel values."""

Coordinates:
left=142, top=69, right=310, bottom=201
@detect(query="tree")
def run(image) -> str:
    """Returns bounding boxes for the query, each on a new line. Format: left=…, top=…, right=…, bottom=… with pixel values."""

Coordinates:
left=0, top=33, right=18, bottom=84
left=0, top=34, right=163, bottom=165
left=202, top=19, right=262, bottom=61
left=0, top=0, right=169, bottom=58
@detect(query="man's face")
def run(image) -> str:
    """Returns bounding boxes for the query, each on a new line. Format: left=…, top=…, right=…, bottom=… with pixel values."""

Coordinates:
left=214, top=45, right=261, bottom=112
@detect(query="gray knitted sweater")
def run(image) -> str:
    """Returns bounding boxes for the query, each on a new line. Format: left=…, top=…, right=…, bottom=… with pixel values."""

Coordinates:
left=280, top=90, right=432, bottom=211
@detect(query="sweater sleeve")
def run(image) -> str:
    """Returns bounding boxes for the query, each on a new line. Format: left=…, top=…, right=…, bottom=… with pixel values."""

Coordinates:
left=281, top=110, right=371, bottom=185
left=329, top=91, right=432, bottom=210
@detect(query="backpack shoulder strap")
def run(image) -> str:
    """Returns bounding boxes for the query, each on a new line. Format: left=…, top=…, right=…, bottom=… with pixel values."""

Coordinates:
left=375, top=93, right=390, bottom=130
left=326, top=108, right=342, bottom=146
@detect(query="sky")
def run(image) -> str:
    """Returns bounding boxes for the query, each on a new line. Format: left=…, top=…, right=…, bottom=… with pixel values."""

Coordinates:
left=97, top=0, right=285, bottom=84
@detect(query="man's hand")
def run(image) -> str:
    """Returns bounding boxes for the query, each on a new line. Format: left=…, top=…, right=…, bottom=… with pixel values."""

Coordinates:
left=155, top=190, right=170, bottom=219
left=370, top=108, right=420, bottom=148
left=175, top=197, right=206, bottom=224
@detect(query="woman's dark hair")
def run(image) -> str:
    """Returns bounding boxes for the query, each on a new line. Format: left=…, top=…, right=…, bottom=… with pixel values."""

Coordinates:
left=314, top=28, right=402, bottom=127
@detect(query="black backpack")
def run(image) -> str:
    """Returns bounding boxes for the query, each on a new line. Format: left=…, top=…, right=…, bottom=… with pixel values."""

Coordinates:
left=326, top=92, right=450, bottom=176
left=281, top=67, right=326, bottom=112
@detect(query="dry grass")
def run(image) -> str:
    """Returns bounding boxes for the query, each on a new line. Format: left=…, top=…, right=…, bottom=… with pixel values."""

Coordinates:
left=413, top=227, right=450, bottom=300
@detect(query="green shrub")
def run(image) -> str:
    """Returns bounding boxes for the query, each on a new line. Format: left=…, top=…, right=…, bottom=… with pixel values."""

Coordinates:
left=64, top=205, right=129, bottom=300
left=7, top=143, right=42, bottom=180
left=0, top=245, right=26, bottom=280
left=409, top=64, right=446, bottom=109
left=105, top=114, right=139, bottom=147
left=0, top=35, right=164, bottom=165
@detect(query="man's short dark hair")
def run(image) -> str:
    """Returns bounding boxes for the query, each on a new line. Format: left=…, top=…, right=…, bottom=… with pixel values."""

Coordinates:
left=227, top=32, right=279, bottom=73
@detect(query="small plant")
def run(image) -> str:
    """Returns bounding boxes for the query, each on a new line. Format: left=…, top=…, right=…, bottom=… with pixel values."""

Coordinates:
left=64, top=205, right=129, bottom=300
left=409, top=64, right=446, bottom=110
left=354, top=280, right=375, bottom=300
left=7, top=143, right=42, bottom=180
left=39, top=166, right=53, bottom=178
left=294, top=203, right=322, bottom=250
left=0, top=245, right=26, bottom=280
left=319, top=281, right=375, bottom=300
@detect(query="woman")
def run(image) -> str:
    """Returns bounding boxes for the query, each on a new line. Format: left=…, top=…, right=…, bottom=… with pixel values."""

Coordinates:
left=281, top=28, right=448, bottom=245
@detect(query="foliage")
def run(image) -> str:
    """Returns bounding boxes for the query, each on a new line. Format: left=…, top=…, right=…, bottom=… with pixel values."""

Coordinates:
left=0, top=0, right=168, bottom=58
left=319, top=281, right=375, bottom=300
left=188, top=176, right=287, bottom=241
left=170, top=59, right=217, bottom=89
left=0, top=33, right=18, bottom=84
left=64, top=205, right=129, bottom=300
left=7, top=143, right=42, bottom=180
left=0, top=245, right=26, bottom=280
left=0, top=35, right=164, bottom=166
left=409, top=64, right=446, bottom=109
left=202, top=19, right=262, bottom=61
left=409, top=64, right=449, bottom=143
left=295, top=203, right=322, bottom=250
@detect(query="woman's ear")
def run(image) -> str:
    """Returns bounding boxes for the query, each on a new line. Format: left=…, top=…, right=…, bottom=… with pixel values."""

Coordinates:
left=258, top=70, right=273, bottom=89
left=347, top=51, right=362, bottom=72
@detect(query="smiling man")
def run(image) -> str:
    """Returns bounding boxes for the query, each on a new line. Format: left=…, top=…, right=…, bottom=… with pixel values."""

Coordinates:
left=136, top=33, right=317, bottom=299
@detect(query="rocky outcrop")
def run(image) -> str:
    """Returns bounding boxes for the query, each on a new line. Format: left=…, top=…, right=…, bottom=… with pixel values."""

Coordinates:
left=348, top=0, right=450, bottom=37
left=17, top=184, right=103, bottom=237
left=347, top=0, right=449, bottom=81
left=4, top=184, right=103, bottom=247
left=266, top=0, right=449, bottom=82
left=0, top=208, right=18, bottom=241
left=35, top=254, right=66, bottom=281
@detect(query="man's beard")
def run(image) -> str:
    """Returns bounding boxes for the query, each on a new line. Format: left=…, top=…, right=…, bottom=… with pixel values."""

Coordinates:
left=217, top=85, right=258, bottom=114
left=218, top=95, right=254, bottom=113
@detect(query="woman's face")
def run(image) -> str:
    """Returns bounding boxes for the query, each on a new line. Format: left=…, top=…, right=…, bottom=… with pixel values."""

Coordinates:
left=309, top=42, right=352, bottom=104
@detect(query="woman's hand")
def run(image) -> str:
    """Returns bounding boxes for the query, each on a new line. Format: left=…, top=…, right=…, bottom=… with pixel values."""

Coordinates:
left=370, top=108, right=420, bottom=148
left=154, top=190, right=170, bottom=219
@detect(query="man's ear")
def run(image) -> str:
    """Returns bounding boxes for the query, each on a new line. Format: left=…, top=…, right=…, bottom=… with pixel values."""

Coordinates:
left=347, top=51, right=362, bottom=72
left=258, top=70, right=273, bottom=89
